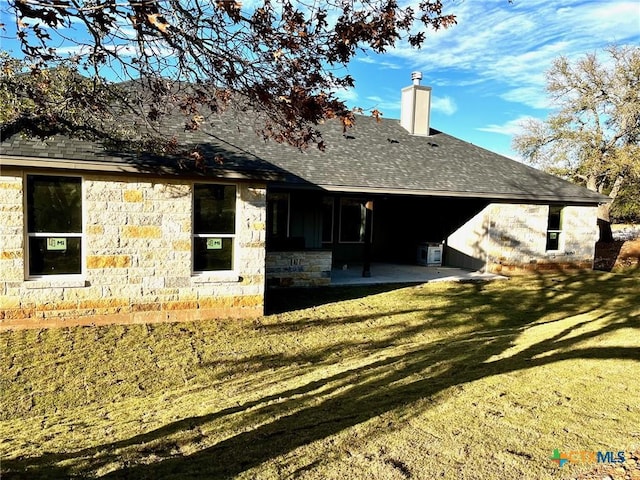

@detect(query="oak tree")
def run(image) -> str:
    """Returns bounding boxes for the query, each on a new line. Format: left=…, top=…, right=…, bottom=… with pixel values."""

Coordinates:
left=1, top=0, right=456, bottom=148
left=513, top=45, right=640, bottom=240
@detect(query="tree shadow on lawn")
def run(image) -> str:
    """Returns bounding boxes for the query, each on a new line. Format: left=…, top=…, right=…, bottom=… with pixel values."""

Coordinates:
left=265, top=283, right=419, bottom=315
left=3, top=273, right=640, bottom=479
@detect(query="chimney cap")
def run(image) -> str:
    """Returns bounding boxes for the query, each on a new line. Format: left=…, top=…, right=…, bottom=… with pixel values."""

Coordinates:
left=411, top=71, right=423, bottom=85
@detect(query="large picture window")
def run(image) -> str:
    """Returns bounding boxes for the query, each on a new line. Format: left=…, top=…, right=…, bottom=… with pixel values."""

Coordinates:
left=322, top=197, right=334, bottom=244
left=27, top=175, right=83, bottom=276
left=339, top=198, right=367, bottom=243
left=193, top=184, right=236, bottom=272
left=267, top=192, right=290, bottom=240
left=546, top=205, right=563, bottom=251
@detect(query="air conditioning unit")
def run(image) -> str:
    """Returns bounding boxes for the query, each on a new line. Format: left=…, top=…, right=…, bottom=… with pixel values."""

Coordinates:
left=427, top=244, right=443, bottom=266
left=417, top=242, right=443, bottom=266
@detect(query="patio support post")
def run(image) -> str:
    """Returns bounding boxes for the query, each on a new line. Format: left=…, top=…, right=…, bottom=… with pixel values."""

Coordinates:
left=362, top=200, right=373, bottom=277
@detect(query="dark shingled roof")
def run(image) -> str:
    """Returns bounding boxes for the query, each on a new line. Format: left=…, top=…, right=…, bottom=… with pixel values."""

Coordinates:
left=1, top=110, right=608, bottom=204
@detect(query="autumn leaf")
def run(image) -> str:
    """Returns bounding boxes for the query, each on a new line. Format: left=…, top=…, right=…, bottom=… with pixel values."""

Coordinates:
left=217, top=0, right=242, bottom=20
left=341, top=114, right=355, bottom=132
left=4, top=0, right=458, bottom=149
left=189, top=150, right=205, bottom=170
left=185, top=114, right=205, bottom=131
left=147, top=13, right=169, bottom=33
left=164, top=136, right=179, bottom=154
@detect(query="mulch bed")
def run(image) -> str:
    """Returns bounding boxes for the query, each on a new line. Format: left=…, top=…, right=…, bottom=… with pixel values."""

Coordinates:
left=594, top=240, right=640, bottom=271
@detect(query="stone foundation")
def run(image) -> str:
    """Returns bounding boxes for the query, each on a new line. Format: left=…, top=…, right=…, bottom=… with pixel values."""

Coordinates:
left=0, top=296, right=263, bottom=330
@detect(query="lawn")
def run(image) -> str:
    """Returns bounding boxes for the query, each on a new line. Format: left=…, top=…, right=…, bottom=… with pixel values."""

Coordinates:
left=1, top=271, right=639, bottom=479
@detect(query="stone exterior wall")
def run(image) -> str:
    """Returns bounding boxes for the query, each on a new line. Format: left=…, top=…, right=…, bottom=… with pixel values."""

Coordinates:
left=0, top=173, right=23, bottom=285
left=0, top=170, right=266, bottom=329
left=266, top=250, right=332, bottom=287
left=447, top=203, right=598, bottom=273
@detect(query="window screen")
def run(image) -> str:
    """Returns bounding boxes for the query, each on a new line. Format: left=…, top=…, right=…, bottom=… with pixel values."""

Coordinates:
left=27, top=175, right=82, bottom=275
left=193, top=184, right=236, bottom=271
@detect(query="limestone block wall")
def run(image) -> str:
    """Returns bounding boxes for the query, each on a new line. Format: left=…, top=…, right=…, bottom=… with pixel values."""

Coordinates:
left=266, top=250, right=332, bottom=287
left=0, top=171, right=266, bottom=329
left=561, top=206, right=601, bottom=262
left=446, top=203, right=598, bottom=273
left=0, top=172, right=23, bottom=291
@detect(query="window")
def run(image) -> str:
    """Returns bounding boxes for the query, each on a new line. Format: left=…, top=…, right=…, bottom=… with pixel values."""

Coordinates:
left=340, top=198, right=368, bottom=243
left=322, top=197, right=334, bottom=243
left=193, top=184, right=236, bottom=272
left=546, top=205, right=563, bottom=251
left=26, top=175, right=83, bottom=276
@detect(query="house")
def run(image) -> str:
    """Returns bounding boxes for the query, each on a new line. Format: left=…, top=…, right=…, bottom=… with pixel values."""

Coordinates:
left=0, top=74, right=608, bottom=328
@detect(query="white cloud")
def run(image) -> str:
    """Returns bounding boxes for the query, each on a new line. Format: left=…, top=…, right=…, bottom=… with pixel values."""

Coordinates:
left=359, top=93, right=457, bottom=116
left=363, top=95, right=400, bottom=112
left=477, top=115, right=539, bottom=136
left=357, top=56, right=403, bottom=70
left=562, top=2, right=640, bottom=39
left=55, top=45, right=93, bottom=56
left=500, top=87, right=551, bottom=110
left=335, top=86, right=359, bottom=103
left=431, top=95, right=457, bottom=115
left=383, top=0, right=640, bottom=110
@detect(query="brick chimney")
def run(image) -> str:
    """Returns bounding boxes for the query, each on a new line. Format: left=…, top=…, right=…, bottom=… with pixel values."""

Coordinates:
left=400, top=72, right=432, bottom=136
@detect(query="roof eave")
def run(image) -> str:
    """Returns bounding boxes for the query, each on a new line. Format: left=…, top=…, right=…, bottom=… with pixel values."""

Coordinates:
left=0, top=155, right=285, bottom=182
left=314, top=184, right=610, bottom=205
left=1, top=155, right=610, bottom=205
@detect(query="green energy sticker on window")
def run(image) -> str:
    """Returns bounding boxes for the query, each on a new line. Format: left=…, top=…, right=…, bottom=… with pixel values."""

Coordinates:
left=206, top=238, right=223, bottom=250
left=549, top=232, right=558, bottom=240
left=47, top=238, right=67, bottom=251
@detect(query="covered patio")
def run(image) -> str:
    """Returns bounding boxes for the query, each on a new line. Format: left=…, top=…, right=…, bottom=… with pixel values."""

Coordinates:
left=265, top=263, right=507, bottom=314
left=330, top=263, right=506, bottom=286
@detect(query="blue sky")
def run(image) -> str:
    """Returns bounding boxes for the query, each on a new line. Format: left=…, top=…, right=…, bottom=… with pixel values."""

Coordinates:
left=337, top=0, right=640, bottom=159
left=1, top=0, right=638, bottom=159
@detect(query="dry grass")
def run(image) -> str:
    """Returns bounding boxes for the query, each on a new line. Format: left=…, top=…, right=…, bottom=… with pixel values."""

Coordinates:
left=1, top=271, right=639, bottom=479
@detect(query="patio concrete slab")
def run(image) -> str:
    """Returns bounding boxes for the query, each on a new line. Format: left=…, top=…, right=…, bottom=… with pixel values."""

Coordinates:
left=330, top=263, right=506, bottom=286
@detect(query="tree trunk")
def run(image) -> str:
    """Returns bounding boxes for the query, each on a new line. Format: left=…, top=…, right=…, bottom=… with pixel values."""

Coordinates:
left=589, top=174, right=626, bottom=243
left=597, top=210, right=613, bottom=242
